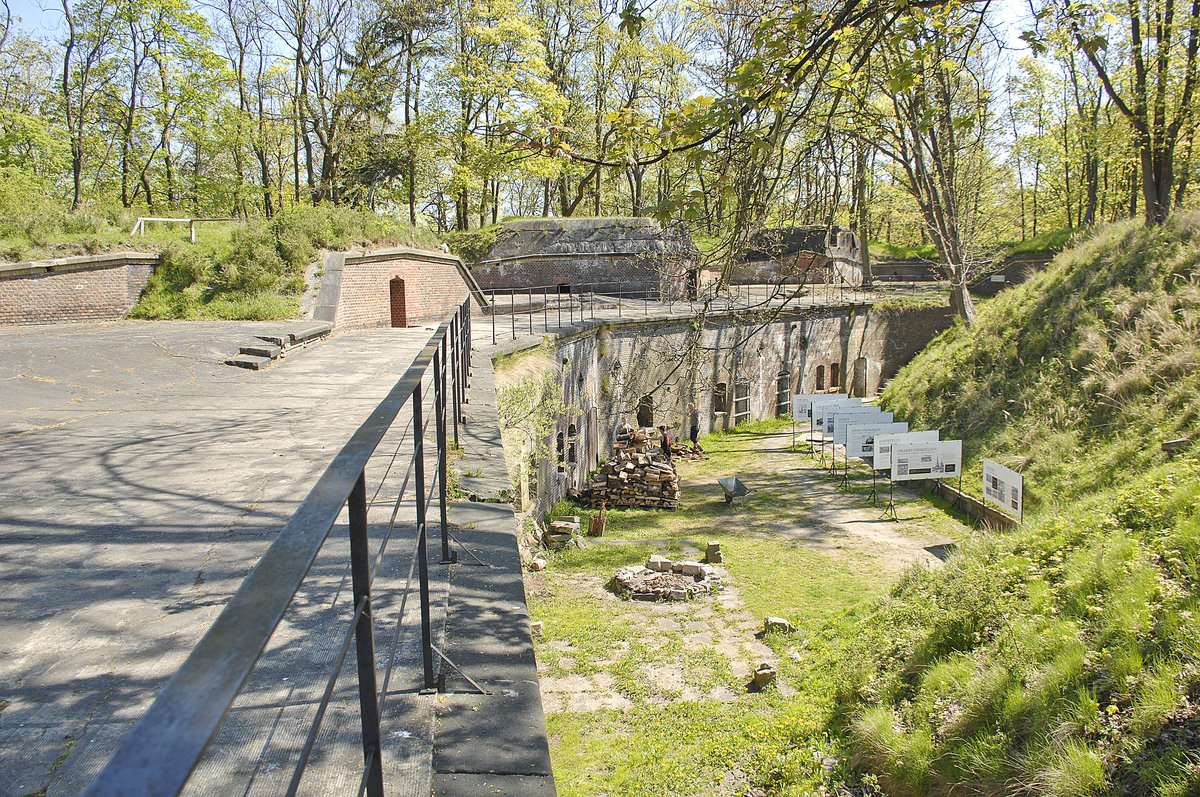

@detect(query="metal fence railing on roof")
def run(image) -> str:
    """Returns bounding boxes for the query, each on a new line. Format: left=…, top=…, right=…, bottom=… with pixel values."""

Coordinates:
left=479, top=278, right=940, bottom=344
left=83, top=300, right=472, bottom=797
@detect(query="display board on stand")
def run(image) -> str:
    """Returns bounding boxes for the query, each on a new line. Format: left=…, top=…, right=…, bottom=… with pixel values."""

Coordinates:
left=811, top=397, right=863, bottom=431
left=791, top=393, right=844, bottom=420
left=891, top=439, right=963, bottom=482
left=873, top=430, right=941, bottom=472
left=846, top=422, right=910, bottom=459
left=982, top=458, right=1024, bottom=520
left=832, top=409, right=893, bottom=444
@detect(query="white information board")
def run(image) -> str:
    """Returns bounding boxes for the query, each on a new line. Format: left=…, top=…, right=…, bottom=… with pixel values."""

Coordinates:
left=832, top=409, right=892, bottom=444
left=873, top=430, right=940, bottom=471
left=892, top=439, right=962, bottom=482
left=811, top=397, right=862, bottom=431
left=845, top=422, right=910, bottom=458
left=791, top=393, right=844, bottom=420
left=983, top=458, right=1023, bottom=518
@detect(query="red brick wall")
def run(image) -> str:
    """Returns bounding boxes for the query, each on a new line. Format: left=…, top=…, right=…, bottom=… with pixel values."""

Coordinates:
left=334, top=253, right=469, bottom=331
left=0, top=261, right=155, bottom=325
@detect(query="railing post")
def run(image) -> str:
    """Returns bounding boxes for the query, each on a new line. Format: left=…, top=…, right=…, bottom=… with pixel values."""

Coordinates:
left=451, top=314, right=462, bottom=448
left=528, top=287, right=533, bottom=334
left=435, top=344, right=452, bottom=563
left=348, top=471, right=385, bottom=797
left=543, top=286, right=548, bottom=332
left=510, top=289, right=515, bottom=339
left=491, top=294, right=495, bottom=345
left=413, top=381, right=436, bottom=690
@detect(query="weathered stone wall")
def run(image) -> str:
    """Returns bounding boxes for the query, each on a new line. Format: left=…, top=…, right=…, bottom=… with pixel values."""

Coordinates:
left=317, top=248, right=471, bottom=331
left=470, top=254, right=668, bottom=294
left=523, top=303, right=954, bottom=513
left=0, top=253, right=158, bottom=325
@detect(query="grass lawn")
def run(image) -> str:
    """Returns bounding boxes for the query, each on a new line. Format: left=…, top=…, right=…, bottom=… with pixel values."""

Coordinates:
left=527, top=417, right=972, bottom=795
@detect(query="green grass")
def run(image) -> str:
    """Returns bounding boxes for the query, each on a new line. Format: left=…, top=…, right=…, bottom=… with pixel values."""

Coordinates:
left=530, top=418, right=972, bottom=795
left=869, top=239, right=940, bottom=260
left=0, top=172, right=439, bottom=320
left=828, top=214, right=1200, bottom=795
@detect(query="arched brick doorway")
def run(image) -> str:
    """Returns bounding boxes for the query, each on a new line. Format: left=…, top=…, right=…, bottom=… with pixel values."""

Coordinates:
left=389, top=277, right=407, bottom=327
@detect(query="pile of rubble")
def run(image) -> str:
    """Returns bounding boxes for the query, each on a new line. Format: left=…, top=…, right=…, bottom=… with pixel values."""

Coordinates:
left=611, top=553, right=721, bottom=601
left=581, top=445, right=680, bottom=509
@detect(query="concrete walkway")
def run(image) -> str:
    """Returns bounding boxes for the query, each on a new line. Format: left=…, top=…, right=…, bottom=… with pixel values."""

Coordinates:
left=0, top=320, right=448, bottom=795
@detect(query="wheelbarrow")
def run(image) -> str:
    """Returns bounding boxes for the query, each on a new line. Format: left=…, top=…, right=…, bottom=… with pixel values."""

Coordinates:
left=718, top=476, right=751, bottom=505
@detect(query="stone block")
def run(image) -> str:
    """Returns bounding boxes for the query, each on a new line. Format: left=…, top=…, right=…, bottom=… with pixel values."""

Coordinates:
left=705, top=541, right=723, bottom=563
left=763, top=616, right=795, bottom=635
left=529, top=557, right=547, bottom=571
left=752, top=663, right=777, bottom=690
left=647, top=554, right=671, bottom=572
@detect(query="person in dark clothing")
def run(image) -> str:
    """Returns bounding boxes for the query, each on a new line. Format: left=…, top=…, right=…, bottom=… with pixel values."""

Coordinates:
left=658, top=425, right=672, bottom=463
left=688, top=403, right=700, bottom=449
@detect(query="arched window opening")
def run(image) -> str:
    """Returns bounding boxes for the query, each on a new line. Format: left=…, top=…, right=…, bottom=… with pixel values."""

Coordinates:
left=636, top=395, right=654, bottom=428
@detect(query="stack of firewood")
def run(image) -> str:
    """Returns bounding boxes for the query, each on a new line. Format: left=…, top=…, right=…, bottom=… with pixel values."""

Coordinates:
left=581, top=447, right=680, bottom=509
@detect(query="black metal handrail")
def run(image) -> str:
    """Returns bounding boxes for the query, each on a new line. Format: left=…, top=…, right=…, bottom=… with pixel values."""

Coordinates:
left=83, top=300, right=472, bottom=797
left=479, top=277, right=936, bottom=344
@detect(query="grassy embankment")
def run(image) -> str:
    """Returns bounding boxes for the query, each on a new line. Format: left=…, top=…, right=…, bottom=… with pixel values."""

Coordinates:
left=0, top=173, right=437, bottom=319
left=523, top=215, right=1200, bottom=796
left=835, top=215, right=1200, bottom=795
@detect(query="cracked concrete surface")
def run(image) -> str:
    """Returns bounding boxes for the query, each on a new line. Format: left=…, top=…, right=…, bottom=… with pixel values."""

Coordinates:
left=0, top=319, right=445, bottom=796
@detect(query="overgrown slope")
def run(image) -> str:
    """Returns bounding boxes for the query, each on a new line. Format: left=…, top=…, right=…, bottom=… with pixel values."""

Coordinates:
left=834, top=216, right=1200, bottom=795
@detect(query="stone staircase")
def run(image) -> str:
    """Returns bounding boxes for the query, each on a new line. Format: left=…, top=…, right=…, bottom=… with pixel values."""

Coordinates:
left=224, top=321, right=333, bottom=370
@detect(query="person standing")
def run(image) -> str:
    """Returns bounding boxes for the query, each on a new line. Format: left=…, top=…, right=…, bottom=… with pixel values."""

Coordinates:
left=688, top=403, right=700, bottom=450
left=658, top=425, right=673, bottom=463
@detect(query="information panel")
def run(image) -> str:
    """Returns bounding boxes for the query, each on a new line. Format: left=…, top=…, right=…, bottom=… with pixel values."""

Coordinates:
left=982, top=458, right=1024, bottom=518
left=872, top=430, right=940, bottom=471
left=791, top=393, right=845, bottom=420
left=811, top=397, right=862, bottom=430
left=845, top=422, right=910, bottom=458
left=892, top=439, right=963, bottom=482
left=832, top=409, right=892, bottom=443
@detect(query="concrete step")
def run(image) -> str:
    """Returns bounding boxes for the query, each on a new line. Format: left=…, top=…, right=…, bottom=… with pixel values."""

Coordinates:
left=224, top=354, right=273, bottom=370
left=290, top=322, right=333, bottom=344
left=239, top=342, right=282, bottom=359
left=254, top=333, right=290, bottom=348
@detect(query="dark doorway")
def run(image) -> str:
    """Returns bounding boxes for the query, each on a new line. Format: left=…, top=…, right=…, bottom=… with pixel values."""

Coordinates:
left=389, top=277, right=407, bottom=327
left=637, top=395, right=654, bottom=428
left=816, top=365, right=825, bottom=391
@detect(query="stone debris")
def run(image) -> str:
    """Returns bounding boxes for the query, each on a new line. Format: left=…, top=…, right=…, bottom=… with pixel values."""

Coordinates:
left=543, top=516, right=580, bottom=549
left=762, top=616, right=796, bottom=636
left=611, top=556, right=722, bottom=601
left=581, top=430, right=681, bottom=509
left=529, top=620, right=544, bottom=639
left=704, top=541, right=723, bottom=563
left=529, top=557, right=548, bottom=572
left=750, top=662, right=777, bottom=691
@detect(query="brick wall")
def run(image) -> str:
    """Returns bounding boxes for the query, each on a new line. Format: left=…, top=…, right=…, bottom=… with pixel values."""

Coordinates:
left=0, top=255, right=157, bottom=325
left=331, top=250, right=470, bottom=331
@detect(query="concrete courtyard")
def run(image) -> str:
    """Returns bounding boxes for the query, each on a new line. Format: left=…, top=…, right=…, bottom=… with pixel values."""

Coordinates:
left=0, top=320, right=445, bottom=795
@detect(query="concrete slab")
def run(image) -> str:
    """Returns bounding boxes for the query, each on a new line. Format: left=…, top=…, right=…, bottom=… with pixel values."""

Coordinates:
left=0, top=320, right=446, bottom=796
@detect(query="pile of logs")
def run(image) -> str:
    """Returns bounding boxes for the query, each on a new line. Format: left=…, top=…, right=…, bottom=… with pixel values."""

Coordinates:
left=581, top=447, right=680, bottom=509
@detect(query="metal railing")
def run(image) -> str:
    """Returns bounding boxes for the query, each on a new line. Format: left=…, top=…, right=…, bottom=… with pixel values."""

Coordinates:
left=481, top=278, right=940, bottom=344
left=83, top=300, right=472, bottom=797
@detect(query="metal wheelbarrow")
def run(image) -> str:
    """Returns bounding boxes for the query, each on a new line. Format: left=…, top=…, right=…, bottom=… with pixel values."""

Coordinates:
left=718, top=476, right=751, bottom=504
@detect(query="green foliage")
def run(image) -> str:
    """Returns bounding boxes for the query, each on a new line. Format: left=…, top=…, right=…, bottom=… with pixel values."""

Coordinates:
left=830, top=215, right=1200, bottom=795
left=124, top=207, right=434, bottom=319
left=869, top=239, right=940, bottom=260
left=441, top=223, right=504, bottom=263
